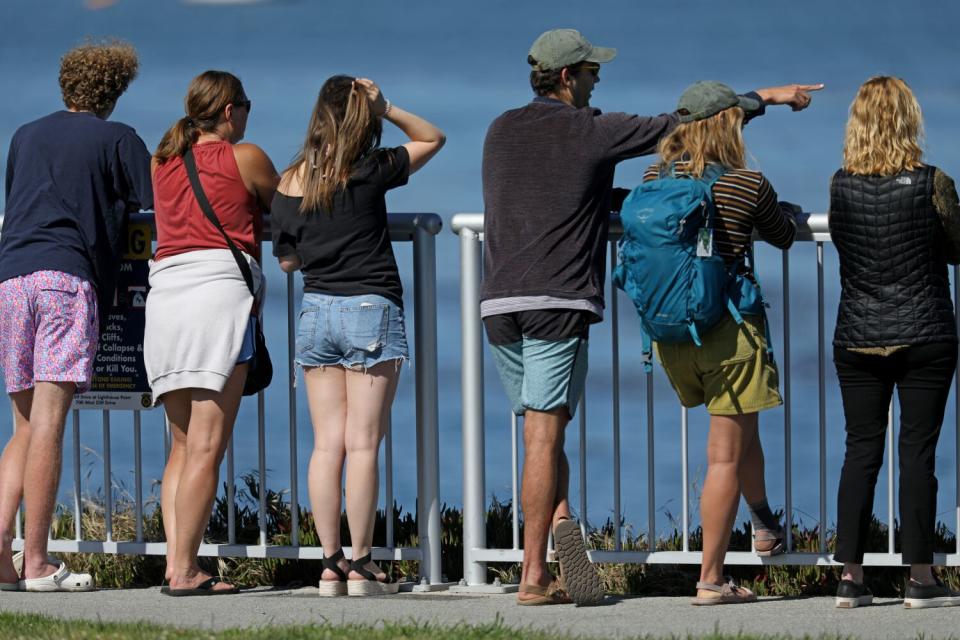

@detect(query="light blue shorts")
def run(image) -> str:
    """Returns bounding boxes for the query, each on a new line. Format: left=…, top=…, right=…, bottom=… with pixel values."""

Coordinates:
left=295, top=293, right=408, bottom=370
left=488, top=337, right=589, bottom=418
left=237, top=316, right=256, bottom=364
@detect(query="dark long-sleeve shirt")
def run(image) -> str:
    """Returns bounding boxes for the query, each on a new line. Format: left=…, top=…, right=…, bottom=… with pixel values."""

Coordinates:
left=0, top=110, right=153, bottom=315
left=479, top=94, right=765, bottom=319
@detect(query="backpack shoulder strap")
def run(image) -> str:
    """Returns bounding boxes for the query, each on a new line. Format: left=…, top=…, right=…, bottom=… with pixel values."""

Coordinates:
left=700, top=163, right=727, bottom=189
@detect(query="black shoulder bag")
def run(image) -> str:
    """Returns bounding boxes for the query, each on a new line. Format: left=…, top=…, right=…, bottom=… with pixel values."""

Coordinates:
left=183, top=148, right=273, bottom=396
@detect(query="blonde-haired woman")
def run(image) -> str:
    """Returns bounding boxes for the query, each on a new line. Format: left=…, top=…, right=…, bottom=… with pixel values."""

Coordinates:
left=831, top=76, right=960, bottom=609
left=271, top=76, right=443, bottom=596
left=643, top=81, right=802, bottom=605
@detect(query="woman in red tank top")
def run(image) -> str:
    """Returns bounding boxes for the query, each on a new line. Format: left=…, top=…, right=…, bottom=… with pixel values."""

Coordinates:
left=145, top=70, right=278, bottom=596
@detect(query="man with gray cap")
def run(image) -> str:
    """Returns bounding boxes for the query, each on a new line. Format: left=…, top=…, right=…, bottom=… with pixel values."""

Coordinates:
left=480, top=27, right=821, bottom=606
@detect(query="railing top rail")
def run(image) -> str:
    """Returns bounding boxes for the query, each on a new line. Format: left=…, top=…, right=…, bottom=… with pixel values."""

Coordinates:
left=451, top=212, right=831, bottom=242
left=0, top=212, right=444, bottom=242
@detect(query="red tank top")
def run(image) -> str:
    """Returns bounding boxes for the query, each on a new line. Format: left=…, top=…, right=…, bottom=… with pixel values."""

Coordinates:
left=153, top=141, right=262, bottom=262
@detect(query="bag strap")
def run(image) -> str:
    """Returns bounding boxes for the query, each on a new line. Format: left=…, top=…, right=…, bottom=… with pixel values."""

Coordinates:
left=735, top=240, right=776, bottom=363
left=700, top=162, right=727, bottom=188
left=699, top=163, right=727, bottom=230
left=182, top=148, right=256, bottom=298
left=641, top=331, right=654, bottom=374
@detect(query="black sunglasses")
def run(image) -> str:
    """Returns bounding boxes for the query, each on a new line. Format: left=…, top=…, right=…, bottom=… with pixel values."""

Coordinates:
left=234, top=99, right=252, bottom=113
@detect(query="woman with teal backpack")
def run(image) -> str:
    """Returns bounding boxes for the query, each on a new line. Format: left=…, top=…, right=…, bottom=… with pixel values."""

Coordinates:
left=624, top=81, right=805, bottom=604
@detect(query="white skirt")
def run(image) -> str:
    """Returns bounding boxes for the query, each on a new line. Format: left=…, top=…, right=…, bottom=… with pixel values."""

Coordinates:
left=144, top=249, right=262, bottom=402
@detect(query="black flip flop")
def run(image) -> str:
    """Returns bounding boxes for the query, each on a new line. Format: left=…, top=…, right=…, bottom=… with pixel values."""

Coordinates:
left=164, top=577, right=239, bottom=597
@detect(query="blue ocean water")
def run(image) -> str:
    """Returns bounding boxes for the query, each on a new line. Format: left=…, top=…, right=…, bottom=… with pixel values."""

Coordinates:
left=1, top=0, right=960, bottom=539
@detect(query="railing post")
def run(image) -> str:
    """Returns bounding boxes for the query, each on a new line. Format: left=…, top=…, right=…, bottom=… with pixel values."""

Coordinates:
left=955, top=265, right=959, bottom=557
left=817, top=242, right=827, bottom=553
left=286, top=270, right=299, bottom=547
left=460, top=226, right=487, bottom=585
left=782, top=249, right=793, bottom=552
left=72, top=410, right=82, bottom=541
left=102, top=410, right=112, bottom=542
left=413, top=217, right=442, bottom=585
left=133, top=410, right=143, bottom=542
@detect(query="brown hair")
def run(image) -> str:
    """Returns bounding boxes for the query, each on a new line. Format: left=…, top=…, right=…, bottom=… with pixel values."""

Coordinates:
left=285, top=75, right=382, bottom=212
left=527, top=56, right=588, bottom=96
left=657, top=106, right=747, bottom=177
left=154, top=70, right=246, bottom=163
left=843, top=76, right=924, bottom=176
left=59, top=40, right=139, bottom=115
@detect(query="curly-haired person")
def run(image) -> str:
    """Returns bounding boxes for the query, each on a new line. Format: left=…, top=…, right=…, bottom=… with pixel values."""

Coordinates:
left=0, top=40, right=152, bottom=592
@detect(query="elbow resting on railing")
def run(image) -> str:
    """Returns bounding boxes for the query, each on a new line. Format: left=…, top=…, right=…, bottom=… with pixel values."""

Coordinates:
left=278, top=256, right=302, bottom=273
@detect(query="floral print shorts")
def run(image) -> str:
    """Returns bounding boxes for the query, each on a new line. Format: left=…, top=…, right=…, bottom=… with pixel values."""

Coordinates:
left=0, top=270, right=99, bottom=394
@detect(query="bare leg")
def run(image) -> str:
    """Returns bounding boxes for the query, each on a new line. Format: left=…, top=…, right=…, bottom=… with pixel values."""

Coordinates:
left=160, top=390, right=191, bottom=582
left=168, top=365, right=245, bottom=592
left=518, top=407, right=569, bottom=601
left=552, top=430, right=571, bottom=527
left=304, top=365, right=350, bottom=580
left=736, top=416, right=765, bottom=505
left=0, top=390, right=34, bottom=583
left=698, top=413, right=758, bottom=596
left=21, top=382, right=75, bottom=580
left=344, top=361, right=400, bottom=581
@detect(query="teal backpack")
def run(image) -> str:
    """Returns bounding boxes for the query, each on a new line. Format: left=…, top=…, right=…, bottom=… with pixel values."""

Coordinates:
left=612, top=163, right=769, bottom=372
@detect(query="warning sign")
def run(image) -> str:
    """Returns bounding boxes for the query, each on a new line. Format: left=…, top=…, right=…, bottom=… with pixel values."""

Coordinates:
left=73, top=222, right=154, bottom=410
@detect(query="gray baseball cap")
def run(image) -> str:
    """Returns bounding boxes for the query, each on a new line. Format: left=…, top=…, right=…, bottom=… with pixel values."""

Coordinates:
left=528, top=29, right=616, bottom=71
left=676, top=81, right=760, bottom=123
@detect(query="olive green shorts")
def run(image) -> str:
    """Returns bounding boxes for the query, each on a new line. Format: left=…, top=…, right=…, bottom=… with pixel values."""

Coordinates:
left=654, top=315, right=782, bottom=416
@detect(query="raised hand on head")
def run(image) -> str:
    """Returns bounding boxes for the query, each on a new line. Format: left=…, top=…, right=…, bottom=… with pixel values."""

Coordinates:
left=353, top=78, right=388, bottom=117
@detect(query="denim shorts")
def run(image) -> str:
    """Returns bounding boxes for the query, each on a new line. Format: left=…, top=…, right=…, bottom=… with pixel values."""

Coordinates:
left=295, top=293, right=408, bottom=370
left=237, top=316, right=256, bottom=364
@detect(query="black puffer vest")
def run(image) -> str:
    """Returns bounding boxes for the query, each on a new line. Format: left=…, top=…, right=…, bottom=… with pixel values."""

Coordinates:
left=829, top=165, right=957, bottom=348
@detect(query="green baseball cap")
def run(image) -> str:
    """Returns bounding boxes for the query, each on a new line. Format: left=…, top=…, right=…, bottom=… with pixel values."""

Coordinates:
left=528, top=29, right=616, bottom=72
left=676, top=81, right=760, bottom=123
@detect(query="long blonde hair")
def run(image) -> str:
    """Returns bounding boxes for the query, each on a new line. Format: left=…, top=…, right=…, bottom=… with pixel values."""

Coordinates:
left=286, top=75, right=382, bottom=212
left=843, top=76, right=924, bottom=176
left=657, top=106, right=746, bottom=177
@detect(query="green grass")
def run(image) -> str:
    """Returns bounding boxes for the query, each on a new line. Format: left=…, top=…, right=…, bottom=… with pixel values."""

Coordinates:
left=0, top=611, right=889, bottom=640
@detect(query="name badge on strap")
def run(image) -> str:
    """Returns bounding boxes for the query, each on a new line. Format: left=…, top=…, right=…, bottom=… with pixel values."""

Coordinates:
left=697, top=228, right=714, bottom=257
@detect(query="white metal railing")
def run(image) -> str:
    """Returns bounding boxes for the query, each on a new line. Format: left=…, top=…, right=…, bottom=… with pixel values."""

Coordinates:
left=3, top=212, right=446, bottom=589
left=452, top=212, right=960, bottom=587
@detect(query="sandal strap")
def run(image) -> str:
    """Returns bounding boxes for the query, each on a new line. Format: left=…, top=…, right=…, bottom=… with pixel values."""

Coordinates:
left=695, top=581, right=723, bottom=593
left=349, top=553, right=395, bottom=584
left=753, top=527, right=783, bottom=542
left=321, top=549, right=347, bottom=581
left=519, top=583, right=548, bottom=596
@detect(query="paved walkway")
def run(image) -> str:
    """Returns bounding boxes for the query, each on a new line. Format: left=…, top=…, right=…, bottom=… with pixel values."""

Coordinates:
left=0, top=587, right=956, bottom=639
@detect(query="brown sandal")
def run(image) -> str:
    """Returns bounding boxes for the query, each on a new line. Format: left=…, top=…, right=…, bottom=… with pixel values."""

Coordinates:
left=691, top=577, right=757, bottom=605
left=753, top=526, right=785, bottom=557
left=516, top=579, right=572, bottom=606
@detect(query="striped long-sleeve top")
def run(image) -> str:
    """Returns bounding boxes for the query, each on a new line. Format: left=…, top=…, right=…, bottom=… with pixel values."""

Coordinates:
left=642, top=161, right=797, bottom=268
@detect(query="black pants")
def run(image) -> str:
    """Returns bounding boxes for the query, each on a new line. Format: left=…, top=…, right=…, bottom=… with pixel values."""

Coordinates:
left=834, top=342, right=957, bottom=564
